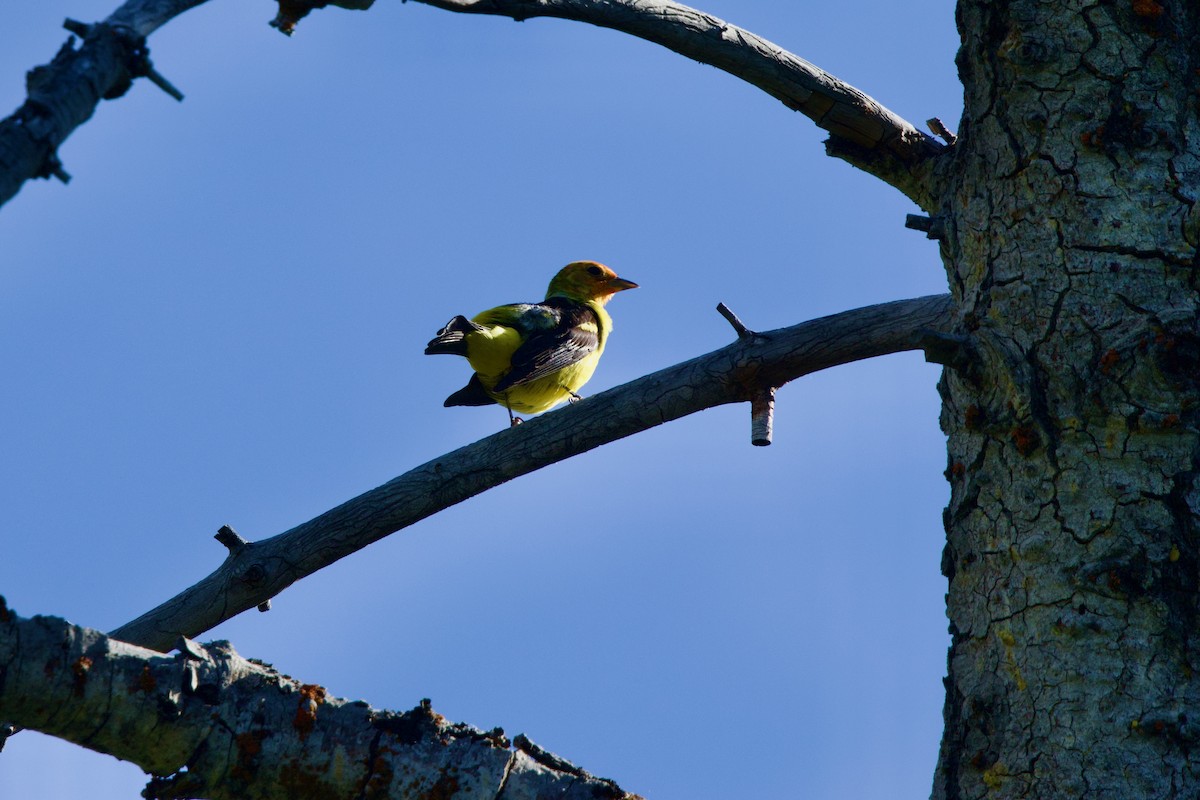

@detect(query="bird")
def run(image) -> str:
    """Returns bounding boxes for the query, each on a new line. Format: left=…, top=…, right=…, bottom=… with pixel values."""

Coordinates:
left=425, top=261, right=638, bottom=426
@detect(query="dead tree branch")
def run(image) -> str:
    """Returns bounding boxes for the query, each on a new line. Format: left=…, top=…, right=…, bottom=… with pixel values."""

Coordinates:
left=111, top=294, right=955, bottom=653
left=0, top=0, right=205, bottom=208
left=1, top=0, right=945, bottom=210
left=0, top=599, right=637, bottom=800
left=401, top=0, right=945, bottom=206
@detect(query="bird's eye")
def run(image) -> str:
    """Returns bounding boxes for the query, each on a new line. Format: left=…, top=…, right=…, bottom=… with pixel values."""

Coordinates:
left=586, top=265, right=603, bottom=277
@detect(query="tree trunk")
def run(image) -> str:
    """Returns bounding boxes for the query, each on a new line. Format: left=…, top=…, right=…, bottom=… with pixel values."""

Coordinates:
left=935, top=1, right=1200, bottom=796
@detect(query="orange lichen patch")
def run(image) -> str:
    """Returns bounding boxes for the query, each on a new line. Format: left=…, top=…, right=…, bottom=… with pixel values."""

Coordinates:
left=1010, top=425, right=1039, bottom=456
left=71, top=656, right=93, bottom=696
left=1107, top=570, right=1123, bottom=592
left=300, top=683, right=327, bottom=703
left=232, top=730, right=266, bottom=783
left=237, top=731, right=263, bottom=758
left=278, top=758, right=346, bottom=800
left=419, top=697, right=446, bottom=726
left=964, top=404, right=984, bottom=430
left=426, top=773, right=461, bottom=800
left=1132, top=0, right=1165, bottom=17
left=357, top=752, right=396, bottom=800
left=1081, top=126, right=1106, bottom=148
left=1162, top=413, right=1181, bottom=429
left=1099, top=348, right=1120, bottom=374
left=131, top=665, right=157, bottom=694
left=293, top=684, right=328, bottom=739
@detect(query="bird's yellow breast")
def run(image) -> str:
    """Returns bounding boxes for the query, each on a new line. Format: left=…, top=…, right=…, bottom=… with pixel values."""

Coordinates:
left=494, top=349, right=603, bottom=413
left=464, top=303, right=611, bottom=414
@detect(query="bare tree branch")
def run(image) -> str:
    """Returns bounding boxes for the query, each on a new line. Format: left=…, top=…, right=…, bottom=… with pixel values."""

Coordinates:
left=107, top=0, right=211, bottom=37
left=0, top=0, right=945, bottom=209
left=111, top=294, right=956, bottom=653
left=0, top=0, right=206, bottom=208
left=0, top=600, right=639, bottom=800
left=271, top=0, right=376, bottom=35
left=401, top=0, right=946, bottom=206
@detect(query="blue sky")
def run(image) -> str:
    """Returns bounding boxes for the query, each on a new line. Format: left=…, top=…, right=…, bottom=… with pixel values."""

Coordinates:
left=0, top=2, right=961, bottom=797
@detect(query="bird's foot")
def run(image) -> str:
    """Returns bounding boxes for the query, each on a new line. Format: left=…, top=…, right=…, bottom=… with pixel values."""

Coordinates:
left=568, top=391, right=583, bottom=403
left=509, top=417, right=524, bottom=427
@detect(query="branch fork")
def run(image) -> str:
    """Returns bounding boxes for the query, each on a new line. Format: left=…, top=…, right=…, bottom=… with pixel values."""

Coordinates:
left=65, top=18, right=185, bottom=101
left=717, top=302, right=776, bottom=446
left=104, top=294, right=954, bottom=653
left=214, top=526, right=274, bottom=612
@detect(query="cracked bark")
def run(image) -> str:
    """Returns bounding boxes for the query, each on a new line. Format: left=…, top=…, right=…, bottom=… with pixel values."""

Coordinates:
left=934, top=2, right=1200, bottom=797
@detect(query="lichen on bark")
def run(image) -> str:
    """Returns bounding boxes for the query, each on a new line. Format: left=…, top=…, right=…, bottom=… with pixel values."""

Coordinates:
left=934, top=1, right=1200, bottom=797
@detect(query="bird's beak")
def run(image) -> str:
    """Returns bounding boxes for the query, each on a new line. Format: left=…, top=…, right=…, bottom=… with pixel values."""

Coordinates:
left=607, top=277, right=638, bottom=293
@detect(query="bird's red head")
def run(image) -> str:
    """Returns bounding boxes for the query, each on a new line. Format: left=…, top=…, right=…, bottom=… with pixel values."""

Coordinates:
left=546, top=261, right=639, bottom=305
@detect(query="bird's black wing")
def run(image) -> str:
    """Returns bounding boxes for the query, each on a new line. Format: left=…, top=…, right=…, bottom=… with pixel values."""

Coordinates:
left=493, top=299, right=601, bottom=392
left=444, top=373, right=496, bottom=407
left=425, top=315, right=486, bottom=356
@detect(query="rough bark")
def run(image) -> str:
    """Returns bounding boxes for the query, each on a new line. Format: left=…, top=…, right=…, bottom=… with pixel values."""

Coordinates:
left=934, top=1, right=1200, bottom=797
left=0, top=599, right=637, bottom=800
left=111, top=295, right=954, bottom=653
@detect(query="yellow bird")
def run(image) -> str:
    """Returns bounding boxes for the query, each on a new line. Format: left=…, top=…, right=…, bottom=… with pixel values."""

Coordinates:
left=425, top=261, right=638, bottom=426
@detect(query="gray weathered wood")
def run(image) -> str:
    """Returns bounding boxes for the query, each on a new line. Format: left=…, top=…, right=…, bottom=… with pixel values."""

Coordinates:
left=0, top=603, right=637, bottom=800
left=403, top=0, right=945, bottom=206
left=0, top=0, right=942, bottom=210
left=107, top=0, right=209, bottom=37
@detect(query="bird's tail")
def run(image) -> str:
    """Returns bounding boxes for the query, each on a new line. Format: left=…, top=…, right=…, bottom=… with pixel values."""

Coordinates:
left=444, top=374, right=496, bottom=407
left=425, top=315, right=485, bottom=356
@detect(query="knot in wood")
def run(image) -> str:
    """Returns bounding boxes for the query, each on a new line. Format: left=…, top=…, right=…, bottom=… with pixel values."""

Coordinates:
left=240, top=563, right=268, bottom=587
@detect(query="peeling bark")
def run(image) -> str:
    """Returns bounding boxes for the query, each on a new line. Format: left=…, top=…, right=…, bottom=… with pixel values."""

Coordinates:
left=0, top=599, right=640, bottom=800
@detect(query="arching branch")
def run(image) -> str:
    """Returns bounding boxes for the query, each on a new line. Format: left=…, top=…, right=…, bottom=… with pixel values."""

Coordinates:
left=403, top=0, right=945, bottom=206
left=0, top=0, right=946, bottom=210
left=0, top=601, right=636, bottom=800
left=108, top=0, right=210, bottom=37
left=111, top=294, right=956, bottom=653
